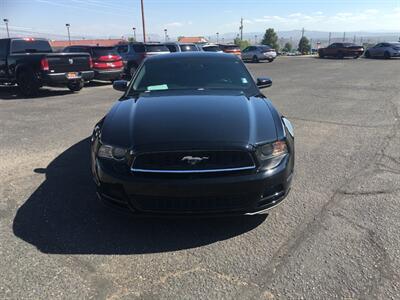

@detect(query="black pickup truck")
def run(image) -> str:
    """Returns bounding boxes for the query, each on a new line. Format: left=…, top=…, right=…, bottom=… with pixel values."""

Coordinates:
left=0, top=38, right=94, bottom=96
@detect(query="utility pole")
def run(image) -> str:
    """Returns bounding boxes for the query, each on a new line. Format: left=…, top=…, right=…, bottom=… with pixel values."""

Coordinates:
left=132, top=27, right=136, bottom=41
left=141, top=0, right=146, bottom=43
left=353, top=35, right=356, bottom=43
left=164, top=29, right=168, bottom=42
left=239, top=17, right=243, bottom=40
left=328, top=32, right=331, bottom=45
left=3, top=19, right=9, bottom=38
left=216, top=32, right=219, bottom=43
left=65, top=23, right=71, bottom=45
left=343, top=32, right=346, bottom=42
left=301, top=27, right=305, bottom=39
left=254, top=35, right=257, bottom=44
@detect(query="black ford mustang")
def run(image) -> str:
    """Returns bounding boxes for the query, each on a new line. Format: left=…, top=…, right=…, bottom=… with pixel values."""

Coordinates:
left=91, top=52, right=294, bottom=215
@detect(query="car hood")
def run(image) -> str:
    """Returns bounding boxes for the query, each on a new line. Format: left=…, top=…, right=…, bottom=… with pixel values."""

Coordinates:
left=101, top=91, right=278, bottom=151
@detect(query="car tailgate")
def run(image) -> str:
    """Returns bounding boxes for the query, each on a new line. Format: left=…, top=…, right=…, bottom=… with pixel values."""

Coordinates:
left=46, top=53, right=91, bottom=73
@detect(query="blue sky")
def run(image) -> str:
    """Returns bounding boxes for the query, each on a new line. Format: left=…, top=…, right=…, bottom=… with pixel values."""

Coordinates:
left=1, top=0, right=400, bottom=39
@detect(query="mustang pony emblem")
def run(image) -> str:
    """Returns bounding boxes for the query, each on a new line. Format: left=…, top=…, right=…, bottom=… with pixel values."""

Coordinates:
left=68, top=58, right=74, bottom=64
left=181, top=156, right=209, bottom=165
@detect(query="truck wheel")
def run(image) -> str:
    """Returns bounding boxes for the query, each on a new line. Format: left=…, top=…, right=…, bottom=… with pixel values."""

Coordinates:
left=67, top=80, right=83, bottom=92
left=318, top=51, right=325, bottom=58
left=17, top=70, right=40, bottom=97
left=337, top=51, right=344, bottom=59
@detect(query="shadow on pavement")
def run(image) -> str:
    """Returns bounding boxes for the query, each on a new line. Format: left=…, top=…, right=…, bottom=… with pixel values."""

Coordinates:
left=0, top=86, right=73, bottom=100
left=13, top=138, right=266, bottom=254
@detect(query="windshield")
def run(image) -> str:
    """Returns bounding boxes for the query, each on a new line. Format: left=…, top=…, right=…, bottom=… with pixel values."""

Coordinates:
left=11, top=40, right=52, bottom=53
left=130, top=57, right=257, bottom=96
left=145, top=45, right=169, bottom=52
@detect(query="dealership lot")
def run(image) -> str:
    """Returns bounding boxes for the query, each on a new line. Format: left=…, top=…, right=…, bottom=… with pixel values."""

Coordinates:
left=1, top=57, right=399, bottom=299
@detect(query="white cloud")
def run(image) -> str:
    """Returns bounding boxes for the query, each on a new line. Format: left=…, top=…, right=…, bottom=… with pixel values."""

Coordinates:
left=164, top=22, right=184, bottom=27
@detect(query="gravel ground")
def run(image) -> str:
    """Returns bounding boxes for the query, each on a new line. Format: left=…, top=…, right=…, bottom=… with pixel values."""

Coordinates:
left=1, top=56, right=399, bottom=299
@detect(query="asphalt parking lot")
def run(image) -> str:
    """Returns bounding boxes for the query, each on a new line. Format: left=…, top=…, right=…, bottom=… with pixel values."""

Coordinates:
left=1, top=56, right=399, bottom=299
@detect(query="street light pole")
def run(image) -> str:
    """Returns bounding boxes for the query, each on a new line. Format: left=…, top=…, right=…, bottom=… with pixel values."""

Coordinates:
left=164, top=29, right=167, bottom=42
left=3, top=19, right=9, bottom=38
left=216, top=32, right=219, bottom=43
left=65, top=23, right=71, bottom=45
left=141, top=0, right=146, bottom=43
left=132, top=27, right=136, bottom=41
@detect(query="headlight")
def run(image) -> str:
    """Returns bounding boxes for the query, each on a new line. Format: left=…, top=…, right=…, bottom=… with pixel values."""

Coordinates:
left=98, top=144, right=128, bottom=161
left=258, top=141, right=288, bottom=170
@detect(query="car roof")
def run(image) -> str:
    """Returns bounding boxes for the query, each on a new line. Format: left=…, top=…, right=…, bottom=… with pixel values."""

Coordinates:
left=145, top=52, right=239, bottom=62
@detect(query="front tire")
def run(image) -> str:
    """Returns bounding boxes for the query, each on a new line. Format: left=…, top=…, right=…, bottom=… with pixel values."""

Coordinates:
left=318, top=51, right=325, bottom=58
left=365, top=51, right=371, bottom=58
left=268, top=58, right=274, bottom=62
left=252, top=55, right=259, bottom=63
left=384, top=51, right=391, bottom=59
left=17, top=70, right=40, bottom=97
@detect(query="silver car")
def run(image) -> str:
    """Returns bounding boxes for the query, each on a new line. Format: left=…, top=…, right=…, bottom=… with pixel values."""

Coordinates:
left=241, top=45, right=277, bottom=62
left=365, top=42, right=400, bottom=59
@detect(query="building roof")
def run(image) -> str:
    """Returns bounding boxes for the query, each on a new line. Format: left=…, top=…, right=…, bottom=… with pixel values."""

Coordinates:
left=178, top=36, right=208, bottom=44
left=50, top=39, right=125, bottom=49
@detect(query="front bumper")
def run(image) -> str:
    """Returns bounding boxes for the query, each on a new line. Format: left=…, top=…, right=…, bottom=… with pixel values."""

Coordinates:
left=42, top=70, right=94, bottom=86
left=93, top=155, right=293, bottom=216
left=93, top=69, right=123, bottom=81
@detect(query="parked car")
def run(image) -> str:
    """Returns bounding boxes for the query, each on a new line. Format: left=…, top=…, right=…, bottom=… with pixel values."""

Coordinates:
left=241, top=45, right=277, bottom=62
left=318, top=43, right=364, bottom=59
left=0, top=38, right=94, bottom=96
left=115, top=42, right=170, bottom=78
left=365, top=42, right=400, bottom=59
left=218, top=44, right=242, bottom=57
left=91, top=52, right=294, bottom=215
left=64, top=45, right=123, bottom=81
left=164, top=42, right=200, bottom=52
left=201, top=44, right=223, bottom=52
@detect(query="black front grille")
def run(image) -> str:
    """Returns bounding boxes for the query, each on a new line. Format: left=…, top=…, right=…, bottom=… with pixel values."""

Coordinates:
left=132, top=150, right=255, bottom=173
left=131, top=194, right=257, bottom=213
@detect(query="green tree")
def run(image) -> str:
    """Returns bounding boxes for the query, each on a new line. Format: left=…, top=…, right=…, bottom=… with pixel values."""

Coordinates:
left=234, top=37, right=250, bottom=50
left=127, top=37, right=136, bottom=42
left=261, top=28, right=279, bottom=50
left=283, top=42, right=293, bottom=52
left=298, top=36, right=311, bottom=54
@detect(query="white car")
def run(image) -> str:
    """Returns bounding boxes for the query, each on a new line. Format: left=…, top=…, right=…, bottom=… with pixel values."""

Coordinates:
left=241, top=45, right=277, bottom=63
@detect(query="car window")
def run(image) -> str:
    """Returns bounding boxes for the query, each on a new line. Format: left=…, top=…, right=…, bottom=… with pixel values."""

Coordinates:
left=10, top=39, right=52, bottom=53
left=202, top=46, right=221, bottom=52
left=179, top=44, right=198, bottom=52
left=165, top=44, right=178, bottom=52
left=132, top=44, right=145, bottom=52
left=92, top=47, right=118, bottom=56
left=328, top=44, right=336, bottom=48
left=145, top=45, right=169, bottom=52
left=242, top=47, right=250, bottom=53
left=116, top=45, right=128, bottom=53
left=131, top=57, right=257, bottom=96
left=0, top=39, right=8, bottom=58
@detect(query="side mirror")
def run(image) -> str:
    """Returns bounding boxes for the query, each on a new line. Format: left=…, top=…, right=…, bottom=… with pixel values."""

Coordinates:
left=256, top=77, right=272, bottom=89
left=113, top=80, right=128, bottom=92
